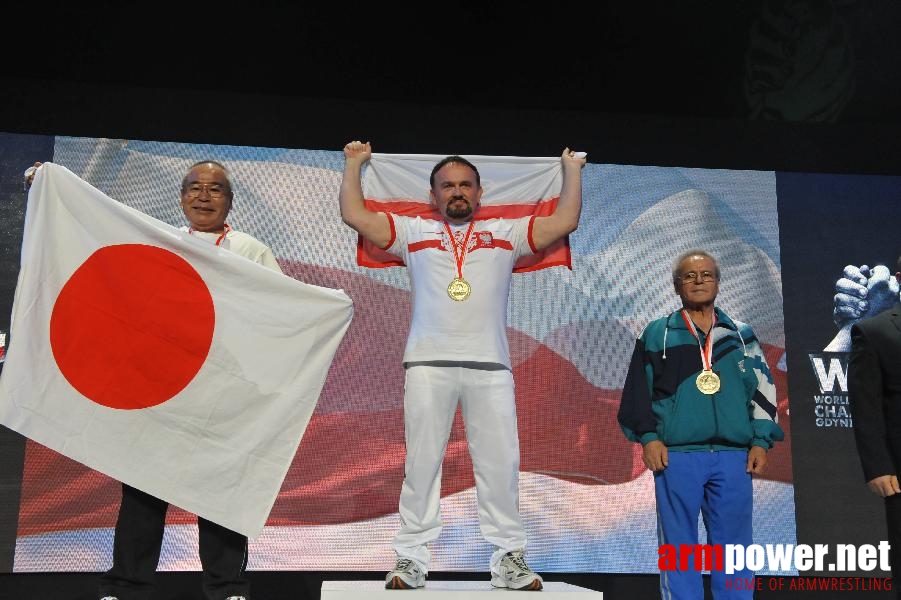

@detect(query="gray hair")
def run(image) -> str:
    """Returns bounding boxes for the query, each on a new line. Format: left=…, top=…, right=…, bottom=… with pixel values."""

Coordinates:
left=671, top=249, right=720, bottom=282
left=181, top=160, right=233, bottom=193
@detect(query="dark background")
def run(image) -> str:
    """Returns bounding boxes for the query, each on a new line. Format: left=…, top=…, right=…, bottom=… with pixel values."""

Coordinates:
left=0, top=2, right=899, bottom=169
left=778, top=171, right=901, bottom=577
left=1, top=1, right=900, bottom=598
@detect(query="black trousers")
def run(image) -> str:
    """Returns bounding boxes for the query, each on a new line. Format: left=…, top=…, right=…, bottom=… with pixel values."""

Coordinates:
left=98, top=483, right=250, bottom=600
left=885, top=493, right=901, bottom=599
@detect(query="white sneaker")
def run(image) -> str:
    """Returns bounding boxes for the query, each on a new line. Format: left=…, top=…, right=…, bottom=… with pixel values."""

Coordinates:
left=99, top=597, right=119, bottom=600
left=491, top=550, right=544, bottom=591
left=385, top=557, right=426, bottom=589
left=224, top=597, right=247, bottom=600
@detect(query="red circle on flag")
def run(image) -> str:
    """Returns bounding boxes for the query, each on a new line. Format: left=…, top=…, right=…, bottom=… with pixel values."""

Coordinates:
left=50, top=244, right=215, bottom=410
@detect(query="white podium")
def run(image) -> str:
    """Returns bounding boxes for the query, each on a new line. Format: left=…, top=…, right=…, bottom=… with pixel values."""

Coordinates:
left=321, top=580, right=603, bottom=599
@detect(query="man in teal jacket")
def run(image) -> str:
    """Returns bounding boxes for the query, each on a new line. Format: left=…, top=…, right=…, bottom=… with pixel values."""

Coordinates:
left=618, top=249, right=783, bottom=600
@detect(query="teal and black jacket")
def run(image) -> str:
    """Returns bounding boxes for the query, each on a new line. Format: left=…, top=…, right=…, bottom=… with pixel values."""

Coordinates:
left=618, top=307, right=784, bottom=452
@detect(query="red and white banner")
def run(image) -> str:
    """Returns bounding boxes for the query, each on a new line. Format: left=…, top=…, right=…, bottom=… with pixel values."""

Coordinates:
left=358, top=152, right=571, bottom=272
left=0, top=163, right=353, bottom=538
left=3, top=139, right=793, bottom=574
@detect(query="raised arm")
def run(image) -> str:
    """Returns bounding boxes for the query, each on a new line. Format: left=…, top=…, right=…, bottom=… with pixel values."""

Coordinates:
left=530, top=148, right=586, bottom=251
left=339, top=141, right=392, bottom=249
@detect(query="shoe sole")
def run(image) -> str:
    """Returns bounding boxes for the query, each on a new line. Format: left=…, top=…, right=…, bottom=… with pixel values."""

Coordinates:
left=491, top=578, right=544, bottom=591
left=385, top=575, right=423, bottom=589
left=521, top=579, right=543, bottom=591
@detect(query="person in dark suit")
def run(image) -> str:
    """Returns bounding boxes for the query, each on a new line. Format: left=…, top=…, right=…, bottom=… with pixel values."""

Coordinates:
left=849, top=253, right=901, bottom=584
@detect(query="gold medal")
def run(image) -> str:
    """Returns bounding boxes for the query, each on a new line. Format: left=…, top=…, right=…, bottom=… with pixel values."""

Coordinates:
left=680, top=310, right=721, bottom=395
left=444, top=221, right=475, bottom=302
left=447, top=277, right=472, bottom=301
left=696, top=370, right=721, bottom=394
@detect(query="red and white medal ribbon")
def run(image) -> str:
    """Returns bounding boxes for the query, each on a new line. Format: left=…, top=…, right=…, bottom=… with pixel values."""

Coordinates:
left=443, top=221, right=476, bottom=301
left=681, top=310, right=722, bottom=394
left=680, top=309, right=717, bottom=372
left=189, top=223, right=231, bottom=246
left=444, top=221, right=475, bottom=281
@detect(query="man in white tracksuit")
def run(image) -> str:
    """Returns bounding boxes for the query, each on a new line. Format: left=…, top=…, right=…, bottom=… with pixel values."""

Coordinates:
left=338, top=141, right=585, bottom=591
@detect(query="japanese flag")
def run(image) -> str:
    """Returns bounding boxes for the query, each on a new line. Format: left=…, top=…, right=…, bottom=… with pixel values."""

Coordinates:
left=0, top=163, right=353, bottom=538
left=358, top=153, right=571, bottom=272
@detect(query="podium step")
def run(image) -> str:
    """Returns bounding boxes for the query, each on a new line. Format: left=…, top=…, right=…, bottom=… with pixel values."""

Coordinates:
left=321, top=580, right=603, bottom=599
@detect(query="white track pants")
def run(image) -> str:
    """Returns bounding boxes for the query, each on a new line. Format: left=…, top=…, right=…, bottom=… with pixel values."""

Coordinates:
left=391, top=366, right=527, bottom=574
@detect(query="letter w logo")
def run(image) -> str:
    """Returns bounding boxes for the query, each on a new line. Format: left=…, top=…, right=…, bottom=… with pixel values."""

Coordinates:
left=808, top=353, right=848, bottom=393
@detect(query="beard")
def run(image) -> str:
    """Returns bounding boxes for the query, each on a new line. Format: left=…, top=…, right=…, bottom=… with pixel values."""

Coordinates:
left=445, top=199, right=473, bottom=219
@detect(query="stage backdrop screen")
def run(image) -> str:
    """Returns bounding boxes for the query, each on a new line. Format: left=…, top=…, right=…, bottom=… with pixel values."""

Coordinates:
left=3, top=133, right=889, bottom=576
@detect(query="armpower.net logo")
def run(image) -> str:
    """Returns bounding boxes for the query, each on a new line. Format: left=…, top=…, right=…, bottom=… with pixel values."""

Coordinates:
left=659, top=543, right=893, bottom=592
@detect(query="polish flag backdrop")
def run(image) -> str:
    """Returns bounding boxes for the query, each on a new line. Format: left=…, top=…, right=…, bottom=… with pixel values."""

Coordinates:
left=358, top=153, right=571, bottom=272
left=7, top=139, right=794, bottom=574
left=0, top=163, right=353, bottom=538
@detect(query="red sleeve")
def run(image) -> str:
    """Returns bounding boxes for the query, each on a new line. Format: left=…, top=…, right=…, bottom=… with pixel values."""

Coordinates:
left=381, top=212, right=397, bottom=251
left=526, top=215, right=538, bottom=254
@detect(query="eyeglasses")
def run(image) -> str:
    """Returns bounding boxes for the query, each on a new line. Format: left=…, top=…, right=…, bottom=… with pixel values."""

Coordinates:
left=183, top=183, right=229, bottom=199
left=676, top=270, right=717, bottom=284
